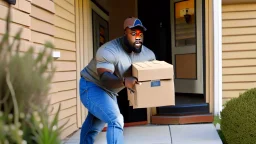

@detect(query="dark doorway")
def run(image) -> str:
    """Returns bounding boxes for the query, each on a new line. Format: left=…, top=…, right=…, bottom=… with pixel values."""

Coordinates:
left=117, top=89, right=147, bottom=123
left=137, top=0, right=172, bottom=63
left=116, top=0, right=172, bottom=123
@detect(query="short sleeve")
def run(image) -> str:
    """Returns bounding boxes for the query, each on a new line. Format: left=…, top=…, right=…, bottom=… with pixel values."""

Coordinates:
left=96, top=47, right=116, bottom=73
left=151, top=51, right=156, bottom=61
left=143, top=46, right=156, bottom=61
left=147, top=48, right=156, bottom=61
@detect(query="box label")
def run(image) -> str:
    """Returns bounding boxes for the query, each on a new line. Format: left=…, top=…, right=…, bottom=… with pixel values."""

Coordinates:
left=151, top=80, right=161, bottom=87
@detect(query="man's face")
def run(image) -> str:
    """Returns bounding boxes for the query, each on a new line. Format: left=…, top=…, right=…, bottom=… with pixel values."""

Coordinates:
left=125, top=27, right=144, bottom=51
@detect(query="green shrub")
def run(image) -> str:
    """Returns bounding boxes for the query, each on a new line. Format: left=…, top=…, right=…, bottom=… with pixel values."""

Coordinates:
left=221, top=88, right=256, bottom=144
left=0, top=7, right=67, bottom=144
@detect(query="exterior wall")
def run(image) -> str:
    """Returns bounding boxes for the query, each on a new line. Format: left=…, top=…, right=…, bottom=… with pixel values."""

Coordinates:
left=222, top=3, right=256, bottom=104
left=0, top=0, right=78, bottom=139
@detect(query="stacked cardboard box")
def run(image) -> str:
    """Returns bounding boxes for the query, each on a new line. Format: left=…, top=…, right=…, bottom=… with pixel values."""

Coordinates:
left=127, top=60, right=175, bottom=109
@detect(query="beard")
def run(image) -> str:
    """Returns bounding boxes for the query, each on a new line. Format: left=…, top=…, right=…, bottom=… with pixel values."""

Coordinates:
left=123, top=36, right=142, bottom=53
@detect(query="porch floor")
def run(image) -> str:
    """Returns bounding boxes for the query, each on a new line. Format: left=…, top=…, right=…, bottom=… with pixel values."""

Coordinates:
left=62, top=124, right=222, bottom=144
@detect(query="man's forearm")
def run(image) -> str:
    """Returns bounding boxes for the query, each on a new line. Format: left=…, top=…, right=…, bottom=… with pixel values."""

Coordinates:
left=99, top=71, right=124, bottom=89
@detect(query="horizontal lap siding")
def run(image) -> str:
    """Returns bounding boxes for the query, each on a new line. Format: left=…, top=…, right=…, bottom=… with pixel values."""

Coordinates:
left=222, top=3, right=256, bottom=104
left=53, top=0, right=77, bottom=139
left=0, top=0, right=77, bottom=139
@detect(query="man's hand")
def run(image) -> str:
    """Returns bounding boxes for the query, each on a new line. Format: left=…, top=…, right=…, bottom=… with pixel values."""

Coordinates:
left=123, top=77, right=138, bottom=89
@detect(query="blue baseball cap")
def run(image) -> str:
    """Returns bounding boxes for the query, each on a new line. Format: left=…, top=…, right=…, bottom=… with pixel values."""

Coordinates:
left=123, top=17, right=147, bottom=31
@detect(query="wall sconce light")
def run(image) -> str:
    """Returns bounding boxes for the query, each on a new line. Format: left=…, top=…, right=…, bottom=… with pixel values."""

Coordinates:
left=184, top=9, right=191, bottom=24
left=5, top=0, right=16, bottom=5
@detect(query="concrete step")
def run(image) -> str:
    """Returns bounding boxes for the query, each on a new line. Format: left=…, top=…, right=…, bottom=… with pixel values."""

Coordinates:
left=151, top=113, right=214, bottom=124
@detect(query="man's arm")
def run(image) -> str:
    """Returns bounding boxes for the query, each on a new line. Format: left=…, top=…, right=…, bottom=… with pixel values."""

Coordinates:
left=97, top=68, right=138, bottom=90
left=96, top=47, right=137, bottom=90
left=97, top=68, right=124, bottom=89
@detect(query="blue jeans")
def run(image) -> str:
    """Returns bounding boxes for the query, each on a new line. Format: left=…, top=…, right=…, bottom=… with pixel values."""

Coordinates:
left=79, top=77, right=124, bottom=144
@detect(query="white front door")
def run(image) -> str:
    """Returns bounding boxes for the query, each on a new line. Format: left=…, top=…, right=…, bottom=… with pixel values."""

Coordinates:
left=170, top=0, right=204, bottom=94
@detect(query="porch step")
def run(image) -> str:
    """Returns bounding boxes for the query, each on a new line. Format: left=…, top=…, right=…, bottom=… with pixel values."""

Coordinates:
left=151, top=113, right=214, bottom=124
left=157, top=103, right=210, bottom=116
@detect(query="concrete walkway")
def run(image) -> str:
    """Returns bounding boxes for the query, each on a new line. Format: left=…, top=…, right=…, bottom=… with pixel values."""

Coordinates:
left=63, top=124, right=222, bottom=144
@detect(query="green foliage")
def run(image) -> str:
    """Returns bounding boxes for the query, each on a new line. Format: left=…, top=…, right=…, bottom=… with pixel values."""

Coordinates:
left=214, top=115, right=227, bottom=143
left=221, top=88, right=256, bottom=144
left=0, top=7, right=67, bottom=144
left=213, top=115, right=221, bottom=126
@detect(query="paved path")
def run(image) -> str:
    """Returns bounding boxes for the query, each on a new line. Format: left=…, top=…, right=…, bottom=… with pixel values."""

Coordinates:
left=63, top=124, right=222, bottom=144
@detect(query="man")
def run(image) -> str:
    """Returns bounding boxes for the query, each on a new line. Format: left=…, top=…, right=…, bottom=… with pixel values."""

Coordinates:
left=79, top=17, right=156, bottom=144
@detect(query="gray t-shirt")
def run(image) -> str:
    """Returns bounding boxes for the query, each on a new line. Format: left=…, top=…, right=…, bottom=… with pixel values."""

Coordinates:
left=80, top=36, right=156, bottom=96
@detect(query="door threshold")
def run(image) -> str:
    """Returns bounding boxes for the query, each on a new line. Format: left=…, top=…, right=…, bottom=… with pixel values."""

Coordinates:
left=151, top=113, right=214, bottom=125
left=157, top=103, right=210, bottom=116
left=102, top=121, right=148, bottom=131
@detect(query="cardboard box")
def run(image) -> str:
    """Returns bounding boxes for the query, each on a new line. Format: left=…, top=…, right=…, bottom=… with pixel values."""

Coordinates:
left=127, top=60, right=175, bottom=109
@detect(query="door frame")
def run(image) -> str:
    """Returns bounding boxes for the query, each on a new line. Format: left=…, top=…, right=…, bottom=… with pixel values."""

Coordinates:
left=75, top=0, right=93, bottom=128
left=75, top=0, right=110, bottom=128
left=170, top=0, right=204, bottom=94
left=145, top=0, right=217, bottom=122
left=213, top=0, right=222, bottom=116
left=154, top=0, right=208, bottom=116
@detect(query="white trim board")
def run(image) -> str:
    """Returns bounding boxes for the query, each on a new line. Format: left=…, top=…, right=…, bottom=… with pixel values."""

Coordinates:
left=213, top=0, right=222, bottom=116
left=91, top=1, right=109, bottom=21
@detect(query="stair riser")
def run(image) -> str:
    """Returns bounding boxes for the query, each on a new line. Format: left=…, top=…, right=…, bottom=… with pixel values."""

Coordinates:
left=151, top=115, right=214, bottom=125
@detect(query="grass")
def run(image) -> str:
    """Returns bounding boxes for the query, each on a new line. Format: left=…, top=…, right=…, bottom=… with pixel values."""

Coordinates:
left=217, top=130, right=227, bottom=144
left=214, top=115, right=227, bottom=144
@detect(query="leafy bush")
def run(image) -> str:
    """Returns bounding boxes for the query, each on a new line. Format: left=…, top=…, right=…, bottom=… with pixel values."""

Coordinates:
left=221, top=88, right=256, bottom=144
left=0, top=7, right=66, bottom=144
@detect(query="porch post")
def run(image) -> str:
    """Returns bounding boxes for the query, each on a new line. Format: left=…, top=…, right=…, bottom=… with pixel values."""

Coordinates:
left=213, top=0, right=222, bottom=116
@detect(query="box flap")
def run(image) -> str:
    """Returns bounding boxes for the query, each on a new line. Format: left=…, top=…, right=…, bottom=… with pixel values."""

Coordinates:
left=132, top=60, right=173, bottom=81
